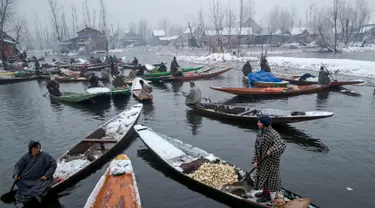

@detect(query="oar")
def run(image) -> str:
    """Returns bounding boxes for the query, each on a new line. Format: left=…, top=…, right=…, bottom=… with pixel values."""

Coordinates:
left=240, top=155, right=269, bottom=182
left=1, top=162, right=28, bottom=203
left=43, top=91, right=49, bottom=97
left=321, top=63, right=337, bottom=82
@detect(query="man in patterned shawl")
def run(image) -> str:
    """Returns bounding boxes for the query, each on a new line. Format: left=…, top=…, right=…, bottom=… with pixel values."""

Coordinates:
left=252, top=115, right=286, bottom=203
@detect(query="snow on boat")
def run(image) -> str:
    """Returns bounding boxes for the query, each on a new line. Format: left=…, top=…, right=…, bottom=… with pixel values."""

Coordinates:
left=167, top=67, right=233, bottom=82
left=280, top=76, right=364, bottom=87
left=84, top=154, right=141, bottom=208
left=49, top=92, right=97, bottom=103
left=210, top=85, right=330, bottom=97
left=131, top=77, right=153, bottom=102
left=50, top=104, right=143, bottom=193
left=142, top=66, right=204, bottom=77
left=134, top=124, right=318, bottom=208
left=186, top=103, right=333, bottom=124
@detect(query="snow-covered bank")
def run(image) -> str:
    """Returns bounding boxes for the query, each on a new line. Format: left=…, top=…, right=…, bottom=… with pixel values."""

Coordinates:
left=177, top=53, right=258, bottom=64
left=342, top=46, right=375, bottom=53
left=267, top=56, right=375, bottom=78
left=177, top=53, right=375, bottom=78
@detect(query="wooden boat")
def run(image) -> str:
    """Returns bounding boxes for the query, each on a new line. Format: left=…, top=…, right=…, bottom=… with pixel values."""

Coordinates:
left=187, top=103, right=333, bottom=124
left=49, top=92, right=97, bottom=103
left=131, top=77, right=153, bottom=101
left=281, top=76, right=364, bottom=87
left=143, top=66, right=203, bottom=77
left=111, top=86, right=131, bottom=96
left=120, top=64, right=137, bottom=69
left=55, top=76, right=108, bottom=83
left=210, top=85, right=330, bottom=97
left=83, top=154, right=141, bottom=208
left=143, top=75, right=171, bottom=82
left=50, top=104, right=143, bottom=193
left=86, top=87, right=112, bottom=101
left=242, top=76, right=289, bottom=87
left=0, top=76, right=38, bottom=85
left=167, top=67, right=233, bottom=82
left=134, top=124, right=318, bottom=208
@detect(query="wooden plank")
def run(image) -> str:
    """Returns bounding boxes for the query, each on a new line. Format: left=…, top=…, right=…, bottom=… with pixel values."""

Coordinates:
left=82, top=139, right=117, bottom=143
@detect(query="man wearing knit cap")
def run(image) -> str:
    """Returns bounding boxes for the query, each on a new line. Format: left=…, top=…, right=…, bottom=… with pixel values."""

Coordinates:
left=252, top=115, right=286, bottom=203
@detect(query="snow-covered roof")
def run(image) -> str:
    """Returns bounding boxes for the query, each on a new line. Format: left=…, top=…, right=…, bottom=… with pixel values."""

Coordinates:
left=159, top=36, right=180, bottom=41
left=204, top=27, right=253, bottom=36
left=289, top=27, right=308, bottom=35
left=153, top=30, right=165, bottom=37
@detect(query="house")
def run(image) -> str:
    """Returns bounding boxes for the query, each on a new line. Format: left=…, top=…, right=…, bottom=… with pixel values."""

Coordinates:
left=122, top=29, right=145, bottom=46
left=152, top=30, right=166, bottom=45
left=0, top=31, right=19, bottom=60
left=243, top=18, right=262, bottom=34
left=202, top=27, right=253, bottom=46
left=62, top=27, right=106, bottom=54
left=159, top=36, right=181, bottom=46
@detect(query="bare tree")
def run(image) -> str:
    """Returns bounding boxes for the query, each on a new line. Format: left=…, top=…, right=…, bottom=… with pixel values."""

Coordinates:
left=267, top=5, right=280, bottom=45
left=99, top=0, right=108, bottom=53
left=225, top=3, right=236, bottom=52
left=158, top=18, right=169, bottom=36
left=0, top=0, right=17, bottom=65
left=210, top=0, right=224, bottom=53
left=61, top=6, right=69, bottom=40
left=48, top=0, right=62, bottom=42
left=92, top=10, right=96, bottom=29
left=197, top=7, right=205, bottom=45
left=109, top=23, right=120, bottom=50
left=137, top=19, right=148, bottom=42
left=352, top=0, right=371, bottom=46
left=84, top=0, right=91, bottom=27
left=279, top=9, right=292, bottom=43
left=71, top=5, right=77, bottom=35
left=333, top=0, right=339, bottom=52
left=237, top=0, right=244, bottom=55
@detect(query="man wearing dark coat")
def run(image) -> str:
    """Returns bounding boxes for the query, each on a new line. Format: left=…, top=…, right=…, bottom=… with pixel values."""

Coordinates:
left=252, top=115, right=286, bottom=203
left=318, top=67, right=331, bottom=85
left=13, top=141, right=56, bottom=204
left=158, top=62, right=167, bottom=72
left=170, top=57, right=181, bottom=77
left=260, top=57, right=272, bottom=73
left=88, top=74, right=100, bottom=88
left=242, top=61, right=253, bottom=76
left=46, top=77, right=61, bottom=96
left=132, top=57, right=138, bottom=65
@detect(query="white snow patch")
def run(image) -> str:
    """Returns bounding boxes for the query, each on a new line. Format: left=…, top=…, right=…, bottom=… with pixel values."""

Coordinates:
left=178, top=53, right=258, bottom=64
left=54, top=159, right=90, bottom=179
left=86, top=87, right=111, bottom=94
left=109, top=159, right=133, bottom=175
left=83, top=174, right=106, bottom=208
left=204, top=154, right=219, bottom=162
left=342, top=46, right=375, bottom=53
left=108, top=49, right=125, bottom=53
left=346, top=187, right=353, bottom=191
left=267, top=56, right=375, bottom=78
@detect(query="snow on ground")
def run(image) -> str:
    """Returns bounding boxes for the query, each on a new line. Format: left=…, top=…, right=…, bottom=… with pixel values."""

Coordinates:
left=177, top=53, right=258, bottom=64
left=267, top=56, right=375, bottom=78
left=342, top=46, right=375, bottom=53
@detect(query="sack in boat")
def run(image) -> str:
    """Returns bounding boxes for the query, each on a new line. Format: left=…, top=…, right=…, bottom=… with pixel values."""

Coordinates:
left=180, top=158, right=210, bottom=174
left=273, top=198, right=311, bottom=208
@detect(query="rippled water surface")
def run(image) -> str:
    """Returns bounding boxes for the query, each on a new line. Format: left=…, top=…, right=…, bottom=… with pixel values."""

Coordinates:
left=0, top=49, right=375, bottom=208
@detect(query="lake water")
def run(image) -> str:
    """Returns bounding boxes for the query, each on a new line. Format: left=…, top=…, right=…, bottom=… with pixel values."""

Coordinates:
left=0, top=48, right=374, bottom=208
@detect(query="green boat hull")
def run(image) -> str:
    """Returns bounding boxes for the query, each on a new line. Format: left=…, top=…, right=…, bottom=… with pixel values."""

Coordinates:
left=142, top=66, right=203, bottom=77
left=111, top=87, right=131, bottom=96
left=143, top=75, right=171, bottom=82
left=50, top=92, right=96, bottom=103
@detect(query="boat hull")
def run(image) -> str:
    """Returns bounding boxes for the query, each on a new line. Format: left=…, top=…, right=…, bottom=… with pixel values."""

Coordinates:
left=142, top=66, right=203, bottom=77
left=281, top=76, right=364, bottom=87
left=167, top=67, right=233, bottom=82
left=252, top=81, right=289, bottom=88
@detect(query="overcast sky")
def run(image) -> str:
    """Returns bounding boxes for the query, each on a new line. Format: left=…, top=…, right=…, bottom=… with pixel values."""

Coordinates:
left=18, top=0, right=375, bottom=32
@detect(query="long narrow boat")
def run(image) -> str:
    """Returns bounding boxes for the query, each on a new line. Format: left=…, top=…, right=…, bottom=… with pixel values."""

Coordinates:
left=134, top=125, right=318, bottom=208
left=84, top=154, right=141, bottom=208
left=167, top=67, right=233, bottom=82
left=111, top=85, right=131, bottom=97
left=210, top=85, right=330, bottom=97
left=280, top=76, right=364, bottom=87
left=55, top=76, right=108, bottom=83
left=187, top=103, right=333, bottom=124
left=132, top=77, right=153, bottom=102
left=0, top=76, right=39, bottom=85
left=142, top=66, right=203, bottom=77
left=143, top=75, right=171, bottom=82
left=242, top=76, right=289, bottom=88
left=49, top=92, right=98, bottom=103
left=50, top=104, right=143, bottom=193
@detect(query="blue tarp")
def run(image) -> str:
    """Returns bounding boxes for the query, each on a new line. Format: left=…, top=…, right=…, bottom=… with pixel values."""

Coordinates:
left=248, top=70, right=282, bottom=86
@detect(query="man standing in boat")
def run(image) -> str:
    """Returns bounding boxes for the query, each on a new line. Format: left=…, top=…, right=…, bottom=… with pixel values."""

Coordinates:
left=242, top=61, right=253, bottom=76
left=260, top=57, right=271, bottom=73
left=13, top=141, right=56, bottom=205
left=182, top=81, right=202, bottom=106
left=170, top=57, right=183, bottom=77
left=46, top=77, right=61, bottom=96
left=318, top=67, right=331, bottom=85
left=132, top=57, right=138, bottom=65
left=252, top=115, right=286, bottom=203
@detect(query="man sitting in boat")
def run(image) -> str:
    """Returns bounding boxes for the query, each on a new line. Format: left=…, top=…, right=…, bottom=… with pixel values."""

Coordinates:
left=113, top=75, right=126, bottom=88
left=170, top=57, right=182, bottom=77
left=80, top=65, right=89, bottom=78
left=139, top=79, right=153, bottom=94
left=136, top=64, right=146, bottom=76
left=110, top=62, right=119, bottom=76
left=158, top=62, right=167, bottom=72
left=88, top=74, right=100, bottom=88
left=101, top=68, right=110, bottom=80
left=132, top=57, right=138, bottom=65
left=13, top=141, right=56, bottom=205
left=260, top=57, right=271, bottom=73
left=34, top=60, right=41, bottom=75
left=46, top=77, right=61, bottom=96
left=182, top=81, right=202, bottom=106
left=129, top=68, right=137, bottom=79
left=318, top=67, right=331, bottom=85
left=242, top=61, right=253, bottom=76
left=252, top=115, right=286, bottom=203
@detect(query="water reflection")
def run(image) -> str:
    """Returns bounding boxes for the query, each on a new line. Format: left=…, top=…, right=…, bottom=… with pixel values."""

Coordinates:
left=24, top=197, right=64, bottom=208
left=152, top=82, right=170, bottom=92
left=170, top=81, right=184, bottom=93
left=50, top=99, right=112, bottom=118
left=112, top=96, right=131, bottom=111
left=185, top=110, right=203, bottom=135
left=316, top=91, right=330, bottom=109
left=224, top=95, right=289, bottom=104
left=142, top=103, right=155, bottom=120
left=200, top=117, right=329, bottom=153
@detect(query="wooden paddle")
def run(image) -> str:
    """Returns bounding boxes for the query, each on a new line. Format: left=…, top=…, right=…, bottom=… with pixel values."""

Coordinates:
left=1, top=162, right=28, bottom=203
left=240, top=155, right=269, bottom=182
left=43, top=91, right=49, bottom=97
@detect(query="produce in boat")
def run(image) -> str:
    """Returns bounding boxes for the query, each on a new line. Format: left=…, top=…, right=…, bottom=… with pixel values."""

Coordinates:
left=134, top=124, right=317, bottom=208
left=142, top=66, right=203, bottom=77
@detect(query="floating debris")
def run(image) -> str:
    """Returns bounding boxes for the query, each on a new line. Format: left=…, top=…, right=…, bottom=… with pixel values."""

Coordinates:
left=346, top=187, right=353, bottom=191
